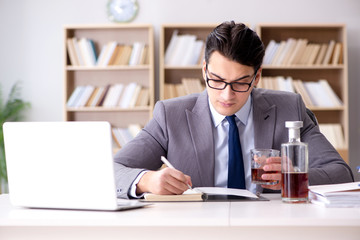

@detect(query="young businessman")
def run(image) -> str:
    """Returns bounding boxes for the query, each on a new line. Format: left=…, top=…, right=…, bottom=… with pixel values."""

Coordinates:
left=113, top=21, right=353, bottom=199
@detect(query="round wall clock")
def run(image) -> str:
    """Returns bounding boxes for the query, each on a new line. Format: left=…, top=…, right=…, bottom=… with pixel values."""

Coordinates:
left=107, top=0, right=139, bottom=23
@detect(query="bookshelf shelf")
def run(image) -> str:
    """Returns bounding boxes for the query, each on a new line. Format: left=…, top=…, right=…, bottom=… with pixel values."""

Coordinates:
left=164, top=65, right=202, bottom=70
left=64, top=24, right=154, bottom=129
left=159, top=24, right=217, bottom=100
left=66, top=65, right=151, bottom=71
left=257, top=23, right=349, bottom=162
left=308, top=106, right=345, bottom=111
left=262, top=65, right=344, bottom=70
left=66, top=106, right=151, bottom=112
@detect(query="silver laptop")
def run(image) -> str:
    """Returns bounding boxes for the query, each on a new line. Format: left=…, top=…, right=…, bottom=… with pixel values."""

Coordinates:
left=3, top=121, right=148, bottom=211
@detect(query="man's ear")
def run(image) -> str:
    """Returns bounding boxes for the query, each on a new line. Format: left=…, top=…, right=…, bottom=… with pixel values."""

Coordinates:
left=253, top=67, right=262, bottom=87
left=202, top=60, right=207, bottom=81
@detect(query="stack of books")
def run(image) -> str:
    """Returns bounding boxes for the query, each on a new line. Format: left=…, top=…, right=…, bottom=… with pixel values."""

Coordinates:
left=309, top=182, right=360, bottom=208
left=66, top=37, right=148, bottom=66
left=66, top=83, right=149, bottom=108
left=112, top=124, right=142, bottom=148
left=257, top=77, right=343, bottom=108
left=318, top=123, right=346, bottom=149
left=164, top=30, right=205, bottom=66
left=164, top=78, right=205, bottom=99
left=263, top=38, right=343, bottom=66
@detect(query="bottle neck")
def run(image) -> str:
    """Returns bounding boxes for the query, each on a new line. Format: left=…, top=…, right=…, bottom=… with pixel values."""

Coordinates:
left=288, top=129, right=301, bottom=143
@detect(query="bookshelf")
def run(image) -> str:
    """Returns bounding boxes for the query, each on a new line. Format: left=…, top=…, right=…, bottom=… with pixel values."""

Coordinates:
left=159, top=24, right=217, bottom=100
left=256, top=24, right=349, bottom=162
left=63, top=24, right=154, bottom=130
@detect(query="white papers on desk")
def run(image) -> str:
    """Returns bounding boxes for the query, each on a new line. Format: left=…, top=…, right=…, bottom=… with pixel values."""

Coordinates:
left=186, top=187, right=258, bottom=199
left=309, top=181, right=360, bottom=208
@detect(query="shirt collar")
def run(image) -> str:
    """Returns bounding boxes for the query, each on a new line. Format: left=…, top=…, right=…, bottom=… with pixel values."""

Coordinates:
left=209, top=95, right=252, bottom=127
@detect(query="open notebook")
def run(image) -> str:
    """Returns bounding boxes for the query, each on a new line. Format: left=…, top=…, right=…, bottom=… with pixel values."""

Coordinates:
left=144, top=187, right=268, bottom=202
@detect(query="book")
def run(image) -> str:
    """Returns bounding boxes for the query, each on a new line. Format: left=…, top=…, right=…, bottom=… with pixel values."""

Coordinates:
left=78, top=38, right=95, bottom=66
left=322, top=40, right=336, bottom=65
left=319, top=123, right=345, bottom=149
left=298, top=44, right=313, bottom=65
left=309, top=182, right=360, bottom=208
left=85, top=87, right=100, bottom=107
left=280, top=38, right=297, bottom=65
left=117, top=45, right=133, bottom=65
left=134, top=88, right=150, bottom=107
left=263, top=40, right=277, bottom=65
left=306, top=44, right=321, bottom=65
left=143, top=187, right=260, bottom=202
left=128, top=84, right=142, bottom=107
left=71, top=37, right=84, bottom=66
left=90, top=86, right=105, bottom=107
left=102, top=84, right=124, bottom=107
left=66, top=86, right=85, bottom=107
left=314, top=43, right=328, bottom=65
left=129, top=42, right=145, bottom=66
left=66, top=38, right=79, bottom=66
left=292, top=80, right=314, bottom=107
left=119, top=82, right=138, bottom=108
left=75, top=85, right=95, bottom=107
left=96, top=84, right=111, bottom=106
left=107, top=45, right=122, bottom=65
left=318, top=79, right=343, bottom=106
left=271, top=40, right=286, bottom=65
left=164, top=30, right=179, bottom=65
left=331, top=42, right=342, bottom=65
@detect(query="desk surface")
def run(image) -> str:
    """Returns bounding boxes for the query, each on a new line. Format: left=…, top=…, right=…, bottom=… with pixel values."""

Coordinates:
left=0, top=194, right=360, bottom=240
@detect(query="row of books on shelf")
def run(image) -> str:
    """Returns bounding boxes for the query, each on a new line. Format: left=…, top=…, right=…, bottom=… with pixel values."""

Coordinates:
left=164, top=78, right=205, bottom=99
left=257, top=77, right=343, bottom=108
left=318, top=123, right=345, bottom=149
left=164, top=30, right=205, bottom=66
left=67, top=83, right=149, bottom=108
left=66, top=37, right=148, bottom=67
left=112, top=124, right=142, bottom=148
left=263, top=38, right=342, bottom=66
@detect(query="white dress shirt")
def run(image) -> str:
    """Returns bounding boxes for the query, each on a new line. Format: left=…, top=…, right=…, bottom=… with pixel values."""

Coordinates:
left=209, top=95, right=257, bottom=194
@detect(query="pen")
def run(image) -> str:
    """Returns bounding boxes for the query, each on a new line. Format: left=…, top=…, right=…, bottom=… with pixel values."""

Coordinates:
left=160, top=156, right=193, bottom=190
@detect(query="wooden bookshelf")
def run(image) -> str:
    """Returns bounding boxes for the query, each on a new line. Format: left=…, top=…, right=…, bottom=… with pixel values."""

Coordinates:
left=256, top=23, right=349, bottom=162
left=159, top=24, right=217, bottom=100
left=63, top=24, right=154, bottom=129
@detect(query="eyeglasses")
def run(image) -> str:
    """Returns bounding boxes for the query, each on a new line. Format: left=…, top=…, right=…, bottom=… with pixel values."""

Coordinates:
left=205, top=66, right=258, bottom=93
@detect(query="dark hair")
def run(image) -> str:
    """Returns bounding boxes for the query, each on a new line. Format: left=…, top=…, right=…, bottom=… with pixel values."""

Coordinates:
left=205, top=21, right=265, bottom=71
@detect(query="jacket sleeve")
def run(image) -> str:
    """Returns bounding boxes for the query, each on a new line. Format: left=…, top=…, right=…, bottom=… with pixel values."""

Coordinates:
left=296, top=94, right=354, bottom=185
left=113, top=101, right=169, bottom=199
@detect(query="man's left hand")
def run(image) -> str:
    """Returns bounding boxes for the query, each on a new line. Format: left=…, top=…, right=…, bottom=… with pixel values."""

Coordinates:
left=261, top=157, right=282, bottom=190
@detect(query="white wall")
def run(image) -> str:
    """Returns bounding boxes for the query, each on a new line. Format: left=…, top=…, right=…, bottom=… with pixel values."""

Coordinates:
left=1, top=0, right=359, bottom=179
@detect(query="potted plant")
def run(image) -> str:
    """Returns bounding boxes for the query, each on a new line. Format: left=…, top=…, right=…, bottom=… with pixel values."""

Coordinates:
left=0, top=82, right=30, bottom=194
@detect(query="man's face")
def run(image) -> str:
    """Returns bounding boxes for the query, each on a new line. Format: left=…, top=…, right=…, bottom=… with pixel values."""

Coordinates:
left=202, top=51, right=261, bottom=116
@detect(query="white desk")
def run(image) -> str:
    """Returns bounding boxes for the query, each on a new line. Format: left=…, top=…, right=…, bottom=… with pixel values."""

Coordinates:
left=0, top=194, right=359, bottom=240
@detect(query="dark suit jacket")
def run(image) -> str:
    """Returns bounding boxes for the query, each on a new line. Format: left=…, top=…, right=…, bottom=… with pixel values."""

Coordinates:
left=114, top=88, right=353, bottom=198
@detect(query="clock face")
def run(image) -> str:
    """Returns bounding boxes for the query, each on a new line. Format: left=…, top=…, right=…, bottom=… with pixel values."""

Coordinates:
left=107, top=0, right=139, bottom=23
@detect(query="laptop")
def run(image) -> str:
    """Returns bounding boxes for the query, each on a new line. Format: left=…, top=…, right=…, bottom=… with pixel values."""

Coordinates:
left=3, top=121, right=149, bottom=211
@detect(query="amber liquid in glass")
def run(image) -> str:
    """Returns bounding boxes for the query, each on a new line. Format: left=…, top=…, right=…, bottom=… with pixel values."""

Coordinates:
left=251, top=168, right=279, bottom=185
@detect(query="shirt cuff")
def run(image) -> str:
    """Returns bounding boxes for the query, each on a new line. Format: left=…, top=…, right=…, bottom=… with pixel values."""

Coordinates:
left=129, top=170, right=148, bottom=199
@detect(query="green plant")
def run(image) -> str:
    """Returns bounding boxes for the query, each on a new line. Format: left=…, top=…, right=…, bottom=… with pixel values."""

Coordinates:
left=0, top=82, right=30, bottom=185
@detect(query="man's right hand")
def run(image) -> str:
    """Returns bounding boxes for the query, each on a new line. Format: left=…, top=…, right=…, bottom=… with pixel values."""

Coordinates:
left=136, top=168, right=192, bottom=195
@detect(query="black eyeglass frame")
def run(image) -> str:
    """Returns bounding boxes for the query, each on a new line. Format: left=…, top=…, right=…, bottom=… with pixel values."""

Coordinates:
left=205, top=65, right=259, bottom=93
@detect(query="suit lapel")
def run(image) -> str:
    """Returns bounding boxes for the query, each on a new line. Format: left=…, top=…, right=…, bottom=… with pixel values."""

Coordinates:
left=186, top=91, right=215, bottom=187
left=252, top=89, right=277, bottom=149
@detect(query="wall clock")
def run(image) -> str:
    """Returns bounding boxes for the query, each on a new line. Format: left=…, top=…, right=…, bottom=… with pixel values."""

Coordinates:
left=107, top=0, right=139, bottom=23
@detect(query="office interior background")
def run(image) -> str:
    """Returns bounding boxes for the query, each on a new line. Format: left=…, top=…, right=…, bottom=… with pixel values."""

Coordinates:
left=0, top=0, right=359, bottom=180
